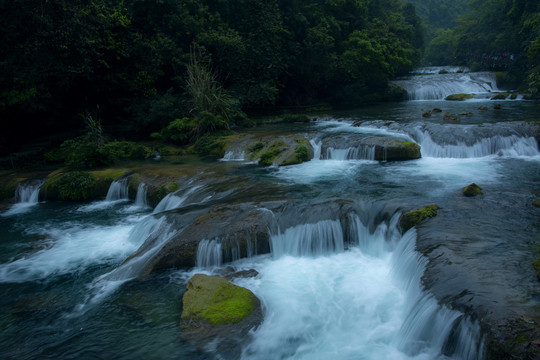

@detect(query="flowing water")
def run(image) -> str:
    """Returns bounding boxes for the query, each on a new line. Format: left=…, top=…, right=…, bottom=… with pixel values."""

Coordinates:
left=0, top=68, right=539, bottom=359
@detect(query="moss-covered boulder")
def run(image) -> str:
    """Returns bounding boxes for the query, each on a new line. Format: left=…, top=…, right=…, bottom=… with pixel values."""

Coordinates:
left=221, top=134, right=314, bottom=166
left=181, top=274, right=259, bottom=326
left=399, top=204, right=439, bottom=232
left=320, top=135, right=421, bottom=161
left=445, top=93, right=473, bottom=101
left=533, top=200, right=540, bottom=208
left=41, top=169, right=128, bottom=201
left=491, top=93, right=509, bottom=100
left=385, top=140, right=421, bottom=160
left=180, top=274, right=263, bottom=358
left=463, top=183, right=483, bottom=197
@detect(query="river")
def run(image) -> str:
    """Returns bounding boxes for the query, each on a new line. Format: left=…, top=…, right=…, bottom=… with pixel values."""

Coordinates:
left=0, top=68, right=539, bottom=359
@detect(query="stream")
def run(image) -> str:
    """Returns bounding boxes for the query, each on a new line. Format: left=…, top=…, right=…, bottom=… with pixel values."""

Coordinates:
left=0, top=67, right=539, bottom=359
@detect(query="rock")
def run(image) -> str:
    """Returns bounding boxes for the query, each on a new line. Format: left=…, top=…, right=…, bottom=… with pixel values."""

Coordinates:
left=432, top=108, right=442, bottom=113
left=399, top=204, right=439, bottom=232
left=443, top=112, right=460, bottom=123
left=491, top=93, right=509, bottom=100
left=463, top=183, right=483, bottom=197
left=533, top=200, right=540, bottom=208
left=225, top=269, right=259, bottom=281
left=479, top=106, right=489, bottom=110
left=445, top=93, right=473, bottom=101
left=422, top=111, right=432, bottom=117
left=494, top=104, right=503, bottom=110
left=221, top=134, right=314, bottom=167
left=180, top=274, right=263, bottom=359
left=320, top=134, right=421, bottom=161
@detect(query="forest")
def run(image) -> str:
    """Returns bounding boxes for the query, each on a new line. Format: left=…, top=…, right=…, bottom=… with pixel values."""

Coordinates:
left=1, top=0, right=539, bottom=159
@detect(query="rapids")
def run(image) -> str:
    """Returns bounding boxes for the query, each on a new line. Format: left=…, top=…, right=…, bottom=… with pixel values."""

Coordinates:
left=0, top=68, right=539, bottom=359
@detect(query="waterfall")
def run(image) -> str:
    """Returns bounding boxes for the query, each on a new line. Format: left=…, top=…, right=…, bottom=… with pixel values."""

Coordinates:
left=196, top=239, right=223, bottom=268
left=15, top=182, right=42, bottom=203
left=392, top=68, right=498, bottom=100
left=322, top=145, right=376, bottom=160
left=1, top=181, right=43, bottom=216
left=310, top=139, right=322, bottom=160
left=417, top=131, right=540, bottom=158
left=134, top=183, right=149, bottom=208
left=241, top=219, right=484, bottom=360
left=153, top=185, right=204, bottom=213
left=105, top=178, right=129, bottom=201
left=391, top=229, right=485, bottom=359
left=221, top=150, right=246, bottom=161
left=270, top=220, right=345, bottom=258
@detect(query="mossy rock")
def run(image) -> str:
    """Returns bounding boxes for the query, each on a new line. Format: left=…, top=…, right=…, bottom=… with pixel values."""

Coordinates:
left=399, top=204, right=439, bottom=232
left=181, top=274, right=258, bottom=326
left=445, top=93, right=473, bottom=101
left=491, top=93, right=509, bottom=100
left=386, top=141, right=421, bottom=161
left=533, top=200, right=540, bottom=208
left=41, top=169, right=127, bottom=201
left=463, top=183, right=483, bottom=197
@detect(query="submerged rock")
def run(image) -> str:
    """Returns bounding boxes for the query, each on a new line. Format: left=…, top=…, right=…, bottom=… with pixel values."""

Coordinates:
left=399, top=204, right=439, bottom=232
left=180, top=274, right=263, bottom=359
left=463, top=183, right=483, bottom=197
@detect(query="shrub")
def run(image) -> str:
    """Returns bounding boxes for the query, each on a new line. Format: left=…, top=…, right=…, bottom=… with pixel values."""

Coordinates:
left=57, top=171, right=95, bottom=201
left=97, top=141, right=153, bottom=165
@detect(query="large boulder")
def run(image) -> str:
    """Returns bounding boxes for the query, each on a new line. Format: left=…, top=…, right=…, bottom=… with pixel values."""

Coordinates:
left=180, top=274, right=263, bottom=359
left=320, top=134, right=421, bottom=161
left=399, top=204, right=439, bottom=232
left=222, top=134, right=314, bottom=166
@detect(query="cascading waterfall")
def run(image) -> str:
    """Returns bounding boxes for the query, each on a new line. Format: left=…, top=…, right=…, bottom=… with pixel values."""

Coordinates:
left=240, top=215, right=484, bottom=360
left=270, top=219, right=345, bottom=258
left=322, top=145, right=376, bottom=160
left=414, top=130, right=540, bottom=158
left=105, top=178, right=129, bottom=201
left=392, top=69, right=498, bottom=100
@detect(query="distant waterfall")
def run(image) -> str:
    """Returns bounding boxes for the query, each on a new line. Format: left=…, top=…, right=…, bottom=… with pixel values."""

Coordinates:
left=392, top=68, right=498, bottom=100
left=105, top=178, right=129, bottom=201
left=221, top=150, right=246, bottom=162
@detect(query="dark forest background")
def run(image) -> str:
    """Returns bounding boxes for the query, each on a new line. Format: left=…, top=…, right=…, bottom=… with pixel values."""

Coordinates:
left=1, top=0, right=539, bottom=155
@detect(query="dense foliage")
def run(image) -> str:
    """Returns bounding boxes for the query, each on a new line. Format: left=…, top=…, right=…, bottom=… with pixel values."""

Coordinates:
left=421, top=0, right=540, bottom=94
left=0, top=0, right=423, bottom=153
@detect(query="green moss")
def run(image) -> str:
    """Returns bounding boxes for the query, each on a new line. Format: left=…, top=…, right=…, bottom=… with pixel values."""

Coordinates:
left=166, top=182, right=179, bottom=192
left=249, top=141, right=264, bottom=152
left=57, top=171, right=96, bottom=201
left=534, top=244, right=540, bottom=280
left=181, top=274, right=257, bottom=326
left=491, top=93, right=509, bottom=100
left=532, top=200, right=540, bottom=208
left=445, top=93, right=473, bottom=101
left=387, top=141, right=421, bottom=160
left=463, top=183, right=483, bottom=197
left=400, top=204, right=439, bottom=232
left=258, top=140, right=286, bottom=166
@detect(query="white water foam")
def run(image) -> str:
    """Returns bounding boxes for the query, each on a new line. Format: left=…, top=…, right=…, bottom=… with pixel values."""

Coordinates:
left=153, top=185, right=203, bottom=213
left=221, top=150, right=246, bottom=162
left=235, top=226, right=482, bottom=359
left=0, top=216, right=144, bottom=283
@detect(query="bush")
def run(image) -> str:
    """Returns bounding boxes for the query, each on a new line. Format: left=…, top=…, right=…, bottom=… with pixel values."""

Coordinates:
left=151, top=117, right=194, bottom=144
left=283, top=114, right=310, bottom=123
left=97, top=141, right=153, bottom=165
left=295, top=145, right=310, bottom=162
left=57, top=171, right=95, bottom=201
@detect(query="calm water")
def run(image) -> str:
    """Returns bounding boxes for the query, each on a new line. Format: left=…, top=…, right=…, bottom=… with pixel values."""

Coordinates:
left=0, top=91, right=539, bottom=359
